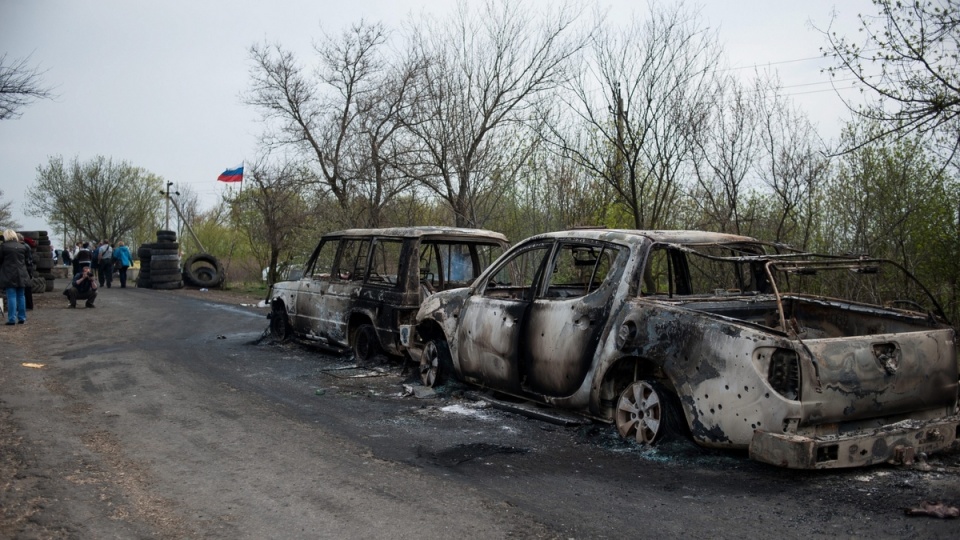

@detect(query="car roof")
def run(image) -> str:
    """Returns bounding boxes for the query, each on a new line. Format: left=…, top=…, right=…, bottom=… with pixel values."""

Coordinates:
left=524, top=229, right=762, bottom=245
left=324, top=226, right=508, bottom=242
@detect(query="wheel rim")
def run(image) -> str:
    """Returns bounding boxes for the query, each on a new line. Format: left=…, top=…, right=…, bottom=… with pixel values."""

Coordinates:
left=615, top=381, right=662, bottom=445
left=354, top=327, right=377, bottom=362
left=420, top=343, right=439, bottom=387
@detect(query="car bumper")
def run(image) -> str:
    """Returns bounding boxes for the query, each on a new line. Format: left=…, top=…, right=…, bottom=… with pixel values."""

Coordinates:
left=749, top=416, right=960, bottom=469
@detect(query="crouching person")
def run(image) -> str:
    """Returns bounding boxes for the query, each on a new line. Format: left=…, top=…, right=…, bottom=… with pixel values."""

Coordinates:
left=64, top=265, right=98, bottom=308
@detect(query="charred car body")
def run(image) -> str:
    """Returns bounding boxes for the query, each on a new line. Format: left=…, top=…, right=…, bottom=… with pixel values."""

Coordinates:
left=268, top=227, right=508, bottom=362
left=407, top=229, right=960, bottom=468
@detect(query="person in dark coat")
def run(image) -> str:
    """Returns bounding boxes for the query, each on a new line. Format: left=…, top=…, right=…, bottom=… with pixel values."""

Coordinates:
left=73, top=242, right=91, bottom=276
left=63, top=265, right=98, bottom=308
left=0, top=229, right=31, bottom=324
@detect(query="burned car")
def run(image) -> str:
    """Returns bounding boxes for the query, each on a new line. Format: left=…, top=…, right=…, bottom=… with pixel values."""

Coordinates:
left=407, top=229, right=960, bottom=468
left=268, top=227, right=508, bottom=362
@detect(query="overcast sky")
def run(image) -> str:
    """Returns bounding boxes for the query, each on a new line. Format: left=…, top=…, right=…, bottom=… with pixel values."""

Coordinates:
left=0, top=0, right=871, bottom=244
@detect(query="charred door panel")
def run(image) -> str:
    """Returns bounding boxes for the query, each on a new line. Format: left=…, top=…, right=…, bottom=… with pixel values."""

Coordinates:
left=521, top=242, right=623, bottom=397
left=456, top=243, right=550, bottom=391
left=291, top=238, right=339, bottom=339
left=457, top=296, right=526, bottom=392
left=294, top=278, right=329, bottom=337
left=523, top=298, right=605, bottom=396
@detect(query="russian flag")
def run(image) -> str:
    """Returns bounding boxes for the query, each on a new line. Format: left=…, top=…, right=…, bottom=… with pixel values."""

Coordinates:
left=217, top=165, right=243, bottom=183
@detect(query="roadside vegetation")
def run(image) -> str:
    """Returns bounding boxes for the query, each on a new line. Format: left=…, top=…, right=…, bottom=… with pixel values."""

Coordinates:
left=6, top=0, right=960, bottom=320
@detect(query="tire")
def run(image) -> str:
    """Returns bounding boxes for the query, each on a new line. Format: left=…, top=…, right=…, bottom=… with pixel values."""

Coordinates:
left=183, top=253, right=224, bottom=288
left=31, top=276, right=45, bottom=294
left=420, top=339, right=453, bottom=387
left=44, top=278, right=55, bottom=292
left=270, top=302, right=291, bottom=340
left=137, top=246, right=152, bottom=259
left=615, top=380, right=686, bottom=446
left=150, top=260, right=180, bottom=271
left=152, top=280, right=183, bottom=290
left=150, top=249, right=179, bottom=258
left=156, top=229, right=176, bottom=239
left=352, top=324, right=382, bottom=364
left=151, top=272, right=182, bottom=283
left=136, top=278, right=152, bottom=288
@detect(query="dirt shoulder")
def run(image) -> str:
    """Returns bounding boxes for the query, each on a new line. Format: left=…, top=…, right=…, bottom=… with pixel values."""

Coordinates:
left=0, top=283, right=263, bottom=538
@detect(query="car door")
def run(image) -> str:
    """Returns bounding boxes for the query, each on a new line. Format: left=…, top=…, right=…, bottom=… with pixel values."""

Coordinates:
left=322, top=237, right=371, bottom=347
left=456, top=242, right=551, bottom=392
left=293, top=238, right=339, bottom=339
left=520, top=241, right=625, bottom=397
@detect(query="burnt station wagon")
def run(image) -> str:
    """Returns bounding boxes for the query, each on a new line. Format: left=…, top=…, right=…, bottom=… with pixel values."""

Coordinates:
left=268, top=227, right=508, bottom=362
left=406, top=229, right=960, bottom=469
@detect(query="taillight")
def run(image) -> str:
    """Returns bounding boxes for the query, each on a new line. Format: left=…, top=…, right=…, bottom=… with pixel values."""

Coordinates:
left=767, top=348, right=800, bottom=400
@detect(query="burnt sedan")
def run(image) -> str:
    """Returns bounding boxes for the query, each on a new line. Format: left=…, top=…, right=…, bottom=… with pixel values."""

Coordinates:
left=407, top=229, right=960, bottom=468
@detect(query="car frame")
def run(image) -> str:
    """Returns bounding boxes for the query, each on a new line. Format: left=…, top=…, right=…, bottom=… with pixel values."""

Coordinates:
left=267, top=226, right=508, bottom=362
left=407, top=229, right=960, bottom=468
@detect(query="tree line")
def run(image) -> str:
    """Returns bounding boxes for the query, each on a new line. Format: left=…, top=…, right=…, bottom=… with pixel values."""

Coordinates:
left=13, top=0, right=960, bottom=321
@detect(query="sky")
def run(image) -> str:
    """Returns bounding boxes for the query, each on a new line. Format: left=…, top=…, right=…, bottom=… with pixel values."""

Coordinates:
left=0, top=0, right=873, bottom=245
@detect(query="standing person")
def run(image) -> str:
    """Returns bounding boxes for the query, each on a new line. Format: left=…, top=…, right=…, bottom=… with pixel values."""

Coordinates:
left=74, top=242, right=91, bottom=275
left=97, top=241, right=114, bottom=288
left=63, top=265, right=98, bottom=308
left=0, top=229, right=31, bottom=325
left=113, top=241, right=133, bottom=288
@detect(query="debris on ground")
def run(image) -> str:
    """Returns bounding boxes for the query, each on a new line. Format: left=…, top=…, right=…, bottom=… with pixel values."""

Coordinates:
left=905, top=501, right=960, bottom=519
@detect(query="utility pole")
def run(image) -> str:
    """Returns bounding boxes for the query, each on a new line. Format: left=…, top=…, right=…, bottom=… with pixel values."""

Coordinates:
left=164, top=181, right=174, bottom=230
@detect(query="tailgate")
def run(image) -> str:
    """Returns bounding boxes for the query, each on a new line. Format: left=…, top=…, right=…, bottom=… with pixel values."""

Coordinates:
left=800, top=328, right=957, bottom=424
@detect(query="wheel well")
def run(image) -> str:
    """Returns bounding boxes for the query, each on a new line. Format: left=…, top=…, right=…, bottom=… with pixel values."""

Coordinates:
left=416, top=319, right=446, bottom=344
left=348, top=312, right=374, bottom=343
left=598, top=357, right=669, bottom=421
left=270, top=298, right=287, bottom=315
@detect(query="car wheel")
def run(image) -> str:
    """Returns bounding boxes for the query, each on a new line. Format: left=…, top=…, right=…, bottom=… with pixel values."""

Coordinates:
left=615, top=380, right=683, bottom=445
left=352, top=324, right=382, bottom=364
left=420, top=339, right=453, bottom=388
left=270, top=303, right=290, bottom=341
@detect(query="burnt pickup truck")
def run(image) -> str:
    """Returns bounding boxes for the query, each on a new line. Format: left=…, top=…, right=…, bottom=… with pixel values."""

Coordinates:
left=406, top=229, right=960, bottom=468
left=268, top=227, right=507, bottom=362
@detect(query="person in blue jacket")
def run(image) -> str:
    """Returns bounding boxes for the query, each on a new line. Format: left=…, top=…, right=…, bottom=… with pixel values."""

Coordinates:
left=113, top=241, right=134, bottom=288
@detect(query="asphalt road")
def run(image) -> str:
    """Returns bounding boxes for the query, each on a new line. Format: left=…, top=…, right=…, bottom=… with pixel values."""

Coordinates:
left=1, top=282, right=959, bottom=539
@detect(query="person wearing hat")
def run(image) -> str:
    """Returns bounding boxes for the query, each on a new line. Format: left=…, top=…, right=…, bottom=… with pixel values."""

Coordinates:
left=0, top=229, right=31, bottom=324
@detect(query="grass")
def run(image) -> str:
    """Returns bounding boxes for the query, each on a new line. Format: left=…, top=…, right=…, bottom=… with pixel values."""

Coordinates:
left=225, top=281, right=271, bottom=296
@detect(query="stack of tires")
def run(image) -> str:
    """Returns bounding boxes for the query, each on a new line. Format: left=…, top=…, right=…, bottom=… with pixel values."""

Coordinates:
left=136, top=243, right=153, bottom=288
left=19, top=230, right=55, bottom=293
left=136, top=230, right=183, bottom=290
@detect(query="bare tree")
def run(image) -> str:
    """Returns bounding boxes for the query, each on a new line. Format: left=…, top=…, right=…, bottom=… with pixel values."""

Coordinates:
left=343, top=49, right=425, bottom=227
left=26, top=156, right=163, bottom=243
left=236, top=159, right=320, bottom=284
left=548, top=1, right=721, bottom=229
left=247, top=21, right=416, bottom=227
left=0, top=189, right=20, bottom=229
left=0, top=53, right=53, bottom=120
left=823, top=0, right=960, bottom=160
left=404, top=0, right=588, bottom=228
left=753, top=78, right=830, bottom=248
left=689, top=76, right=758, bottom=234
